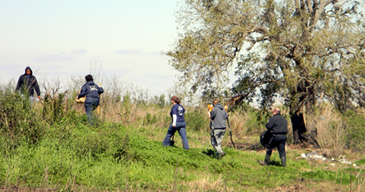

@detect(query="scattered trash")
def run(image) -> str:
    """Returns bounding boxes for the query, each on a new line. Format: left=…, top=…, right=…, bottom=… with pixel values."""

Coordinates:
left=300, top=152, right=327, bottom=161
left=338, top=155, right=353, bottom=165
left=298, top=152, right=358, bottom=167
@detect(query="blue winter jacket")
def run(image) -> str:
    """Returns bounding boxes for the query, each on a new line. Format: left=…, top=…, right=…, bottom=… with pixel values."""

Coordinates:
left=78, top=81, right=104, bottom=103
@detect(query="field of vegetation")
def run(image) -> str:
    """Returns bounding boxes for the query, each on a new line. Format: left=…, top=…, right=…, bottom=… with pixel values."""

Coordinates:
left=1, top=80, right=365, bottom=192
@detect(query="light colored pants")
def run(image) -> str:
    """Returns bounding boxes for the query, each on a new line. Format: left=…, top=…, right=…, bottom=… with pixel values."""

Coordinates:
left=211, top=129, right=226, bottom=153
left=21, top=94, right=34, bottom=107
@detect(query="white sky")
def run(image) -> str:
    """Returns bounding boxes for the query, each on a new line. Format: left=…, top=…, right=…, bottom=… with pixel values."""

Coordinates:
left=0, top=0, right=181, bottom=95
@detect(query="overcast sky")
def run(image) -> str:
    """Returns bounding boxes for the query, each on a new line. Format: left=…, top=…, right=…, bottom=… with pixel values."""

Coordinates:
left=0, top=0, right=181, bottom=95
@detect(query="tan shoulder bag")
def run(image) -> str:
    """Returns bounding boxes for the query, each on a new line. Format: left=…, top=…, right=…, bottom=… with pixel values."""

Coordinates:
left=76, top=89, right=86, bottom=103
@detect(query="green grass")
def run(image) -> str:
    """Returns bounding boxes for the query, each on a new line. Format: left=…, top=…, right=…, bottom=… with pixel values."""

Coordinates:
left=0, top=117, right=363, bottom=191
left=0, top=89, right=363, bottom=191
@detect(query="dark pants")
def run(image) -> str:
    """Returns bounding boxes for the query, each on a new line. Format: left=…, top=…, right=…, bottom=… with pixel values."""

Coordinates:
left=266, top=135, right=287, bottom=158
left=84, top=98, right=99, bottom=125
left=162, top=122, right=189, bottom=149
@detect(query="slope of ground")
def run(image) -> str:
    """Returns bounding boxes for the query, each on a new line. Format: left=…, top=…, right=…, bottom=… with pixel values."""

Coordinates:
left=1, top=117, right=363, bottom=191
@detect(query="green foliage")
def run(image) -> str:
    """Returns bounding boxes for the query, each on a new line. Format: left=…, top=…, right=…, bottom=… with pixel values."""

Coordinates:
left=158, top=94, right=166, bottom=108
left=144, top=113, right=158, bottom=125
left=343, top=110, right=365, bottom=151
left=0, top=88, right=362, bottom=191
left=1, top=115, right=358, bottom=190
left=42, top=92, right=71, bottom=124
left=244, top=111, right=270, bottom=134
left=168, top=0, right=365, bottom=112
left=185, top=108, right=210, bottom=132
left=355, top=159, right=365, bottom=165
left=0, top=89, right=44, bottom=148
left=121, top=94, right=131, bottom=123
left=149, top=94, right=166, bottom=108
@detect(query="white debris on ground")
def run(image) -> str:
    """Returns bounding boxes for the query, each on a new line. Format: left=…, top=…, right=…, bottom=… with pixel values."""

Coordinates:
left=298, top=152, right=358, bottom=167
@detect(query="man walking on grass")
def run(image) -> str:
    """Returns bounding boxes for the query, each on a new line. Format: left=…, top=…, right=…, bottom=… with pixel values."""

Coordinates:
left=259, top=108, right=288, bottom=167
left=16, top=66, right=41, bottom=107
left=208, top=100, right=228, bottom=159
left=77, top=74, right=104, bottom=126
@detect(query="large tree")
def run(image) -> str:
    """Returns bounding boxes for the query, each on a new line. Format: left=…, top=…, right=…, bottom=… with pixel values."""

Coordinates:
left=167, top=0, right=365, bottom=143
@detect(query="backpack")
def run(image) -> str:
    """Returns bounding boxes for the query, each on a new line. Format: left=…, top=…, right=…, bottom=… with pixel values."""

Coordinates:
left=260, top=130, right=272, bottom=149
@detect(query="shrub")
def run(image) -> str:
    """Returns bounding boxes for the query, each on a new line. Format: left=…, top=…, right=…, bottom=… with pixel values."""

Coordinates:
left=343, top=110, right=365, bottom=151
left=185, top=108, right=210, bottom=132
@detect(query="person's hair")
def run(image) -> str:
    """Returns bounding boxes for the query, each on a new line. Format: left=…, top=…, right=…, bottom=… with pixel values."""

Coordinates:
left=170, top=96, right=180, bottom=104
left=213, top=100, right=219, bottom=105
left=85, top=74, right=93, bottom=82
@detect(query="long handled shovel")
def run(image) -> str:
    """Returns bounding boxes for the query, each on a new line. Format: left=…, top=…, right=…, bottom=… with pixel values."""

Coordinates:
left=226, top=117, right=236, bottom=148
left=210, top=121, right=216, bottom=147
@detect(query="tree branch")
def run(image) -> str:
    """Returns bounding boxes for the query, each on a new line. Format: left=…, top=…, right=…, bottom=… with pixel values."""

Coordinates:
left=311, top=0, right=332, bottom=28
left=226, top=80, right=277, bottom=107
left=306, top=0, right=313, bottom=14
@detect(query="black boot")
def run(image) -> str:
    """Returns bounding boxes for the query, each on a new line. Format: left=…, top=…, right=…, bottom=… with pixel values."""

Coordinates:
left=281, top=156, right=286, bottom=167
left=259, top=154, right=271, bottom=166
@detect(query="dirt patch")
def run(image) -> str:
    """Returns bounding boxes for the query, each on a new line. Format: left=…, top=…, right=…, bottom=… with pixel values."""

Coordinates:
left=227, top=140, right=325, bottom=152
left=0, top=186, right=57, bottom=192
left=270, top=184, right=307, bottom=192
left=270, top=181, right=346, bottom=192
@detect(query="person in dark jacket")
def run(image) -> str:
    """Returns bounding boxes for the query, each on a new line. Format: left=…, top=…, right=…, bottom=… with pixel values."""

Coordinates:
left=259, top=108, right=288, bottom=167
left=16, top=66, right=42, bottom=107
left=209, top=100, right=228, bottom=159
left=77, top=74, right=103, bottom=125
left=162, top=96, right=189, bottom=149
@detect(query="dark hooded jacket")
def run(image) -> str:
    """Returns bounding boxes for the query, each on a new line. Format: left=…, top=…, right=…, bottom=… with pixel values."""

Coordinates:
left=265, top=113, right=288, bottom=135
left=210, top=103, right=228, bottom=129
left=78, top=81, right=104, bottom=103
left=16, top=66, right=41, bottom=96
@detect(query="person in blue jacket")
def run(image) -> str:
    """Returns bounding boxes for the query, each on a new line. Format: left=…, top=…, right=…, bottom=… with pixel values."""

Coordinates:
left=16, top=66, right=42, bottom=107
left=162, top=96, right=189, bottom=149
left=77, top=74, right=103, bottom=125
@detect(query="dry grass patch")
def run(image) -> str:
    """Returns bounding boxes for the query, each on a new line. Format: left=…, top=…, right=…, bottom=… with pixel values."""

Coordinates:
left=181, top=174, right=234, bottom=192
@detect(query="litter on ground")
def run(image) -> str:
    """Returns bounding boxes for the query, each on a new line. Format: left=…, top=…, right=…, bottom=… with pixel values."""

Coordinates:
left=298, top=152, right=358, bottom=167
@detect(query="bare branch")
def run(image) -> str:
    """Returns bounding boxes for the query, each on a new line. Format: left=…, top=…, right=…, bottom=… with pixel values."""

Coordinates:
left=311, top=0, right=332, bottom=27
left=227, top=80, right=277, bottom=107
left=306, top=0, right=313, bottom=13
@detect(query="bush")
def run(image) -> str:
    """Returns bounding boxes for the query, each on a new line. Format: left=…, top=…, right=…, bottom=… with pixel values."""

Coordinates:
left=0, top=88, right=45, bottom=148
left=185, top=108, right=210, bottom=132
left=344, top=110, right=365, bottom=151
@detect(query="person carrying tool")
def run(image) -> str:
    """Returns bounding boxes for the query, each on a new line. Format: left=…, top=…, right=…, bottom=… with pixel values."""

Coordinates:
left=162, top=96, right=189, bottom=149
left=208, top=100, right=228, bottom=159
left=16, top=66, right=42, bottom=107
left=259, top=108, right=288, bottom=167
left=77, top=74, right=103, bottom=125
